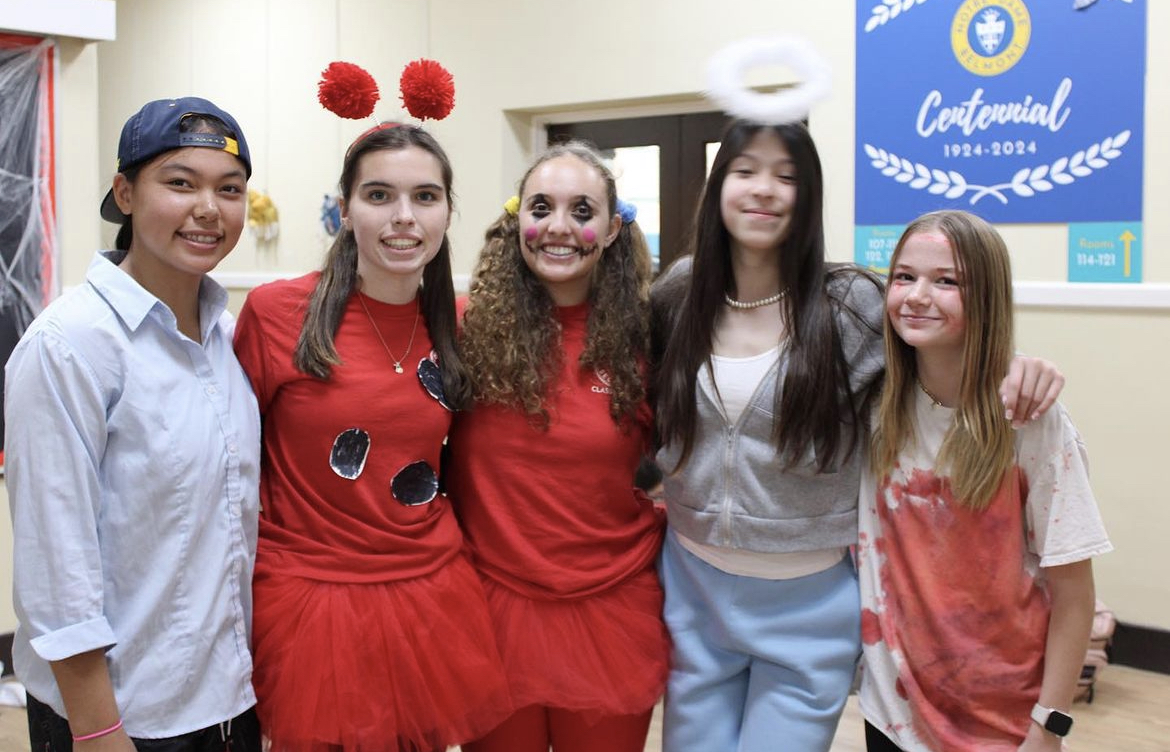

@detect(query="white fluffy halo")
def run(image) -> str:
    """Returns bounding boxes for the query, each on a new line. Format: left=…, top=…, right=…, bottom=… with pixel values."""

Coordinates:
left=705, top=36, right=832, bottom=125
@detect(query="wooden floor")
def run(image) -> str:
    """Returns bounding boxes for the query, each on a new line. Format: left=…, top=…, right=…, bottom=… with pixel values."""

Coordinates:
left=824, top=664, right=1170, bottom=752
left=645, top=664, right=1170, bottom=751
left=1, top=666, right=1166, bottom=750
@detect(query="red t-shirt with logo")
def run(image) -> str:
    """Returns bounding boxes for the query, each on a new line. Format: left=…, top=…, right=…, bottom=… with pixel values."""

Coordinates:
left=447, top=301, right=663, bottom=600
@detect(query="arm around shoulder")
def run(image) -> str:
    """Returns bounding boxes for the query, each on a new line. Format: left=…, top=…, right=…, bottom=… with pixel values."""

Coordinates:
left=826, top=265, right=886, bottom=396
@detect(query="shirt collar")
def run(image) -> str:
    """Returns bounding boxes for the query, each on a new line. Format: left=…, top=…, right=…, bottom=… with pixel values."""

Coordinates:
left=86, top=251, right=229, bottom=339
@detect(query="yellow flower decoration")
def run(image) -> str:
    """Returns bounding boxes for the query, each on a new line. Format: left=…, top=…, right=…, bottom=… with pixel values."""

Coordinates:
left=503, top=195, right=520, bottom=215
left=248, top=189, right=280, bottom=241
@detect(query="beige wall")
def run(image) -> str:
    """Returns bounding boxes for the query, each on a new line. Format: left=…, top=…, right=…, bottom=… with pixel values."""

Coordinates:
left=2, top=0, right=1167, bottom=634
left=88, top=0, right=436, bottom=286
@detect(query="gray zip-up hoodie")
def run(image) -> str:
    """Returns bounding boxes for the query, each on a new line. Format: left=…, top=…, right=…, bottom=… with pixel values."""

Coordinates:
left=654, top=261, right=885, bottom=553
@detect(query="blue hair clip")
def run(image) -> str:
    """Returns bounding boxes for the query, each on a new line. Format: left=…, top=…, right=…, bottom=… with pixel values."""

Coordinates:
left=616, top=199, right=637, bottom=225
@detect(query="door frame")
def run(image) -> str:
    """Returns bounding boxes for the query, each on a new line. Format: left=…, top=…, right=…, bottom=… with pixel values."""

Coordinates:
left=532, top=103, right=729, bottom=270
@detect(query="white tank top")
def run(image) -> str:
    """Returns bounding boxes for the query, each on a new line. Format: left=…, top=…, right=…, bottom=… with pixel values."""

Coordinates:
left=700, top=347, right=778, bottom=424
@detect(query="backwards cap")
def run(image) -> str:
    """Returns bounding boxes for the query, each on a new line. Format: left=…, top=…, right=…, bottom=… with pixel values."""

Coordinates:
left=100, top=96, right=252, bottom=223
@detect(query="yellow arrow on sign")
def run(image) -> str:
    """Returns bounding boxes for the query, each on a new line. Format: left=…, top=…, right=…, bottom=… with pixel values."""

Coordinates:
left=1120, top=230, right=1136, bottom=277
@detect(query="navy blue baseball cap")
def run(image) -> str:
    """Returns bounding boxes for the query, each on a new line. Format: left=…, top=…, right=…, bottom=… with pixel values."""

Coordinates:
left=100, top=97, right=252, bottom=223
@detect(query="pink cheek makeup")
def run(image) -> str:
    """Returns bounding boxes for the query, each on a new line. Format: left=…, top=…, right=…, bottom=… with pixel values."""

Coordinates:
left=524, top=227, right=539, bottom=242
left=582, top=228, right=597, bottom=244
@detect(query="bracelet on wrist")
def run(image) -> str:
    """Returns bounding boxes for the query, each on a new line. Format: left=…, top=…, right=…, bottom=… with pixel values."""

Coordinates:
left=72, top=719, right=123, bottom=742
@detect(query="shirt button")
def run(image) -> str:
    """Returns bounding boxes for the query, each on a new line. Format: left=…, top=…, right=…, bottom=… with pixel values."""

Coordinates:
left=206, top=385, right=218, bottom=395
left=228, top=444, right=238, bottom=455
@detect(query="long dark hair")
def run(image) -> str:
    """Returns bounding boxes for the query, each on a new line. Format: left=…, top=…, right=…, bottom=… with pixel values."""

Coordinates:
left=656, top=119, right=877, bottom=471
left=460, top=141, right=651, bottom=427
left=293, top=124, right=471, bottom=410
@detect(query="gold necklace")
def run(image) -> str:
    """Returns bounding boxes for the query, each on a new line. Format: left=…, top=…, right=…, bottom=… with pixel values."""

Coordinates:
left=357, top=292, right=419, bottom=375
left=917, top=378, right=945, bottom=407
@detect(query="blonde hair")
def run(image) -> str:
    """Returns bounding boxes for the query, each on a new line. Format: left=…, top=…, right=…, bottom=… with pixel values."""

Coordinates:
left=870, top=210, right=1015, bottom=509
left=459, top=142, right=652, bottom=427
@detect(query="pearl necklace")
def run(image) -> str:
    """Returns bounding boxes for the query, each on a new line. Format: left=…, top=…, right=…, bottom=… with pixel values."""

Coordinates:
left=724, top=290, right=785, bottom=309
left=357, top=292, right=419, bottom=375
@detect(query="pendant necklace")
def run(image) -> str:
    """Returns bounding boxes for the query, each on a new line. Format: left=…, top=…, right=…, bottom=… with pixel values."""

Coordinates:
left=357, top=292, right=419, bottom=374
left=917, top=378, right=945, bottom=408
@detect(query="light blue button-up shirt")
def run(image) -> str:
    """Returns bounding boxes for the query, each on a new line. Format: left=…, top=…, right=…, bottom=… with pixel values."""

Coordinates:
left=5, top=252, right=261, bottom=738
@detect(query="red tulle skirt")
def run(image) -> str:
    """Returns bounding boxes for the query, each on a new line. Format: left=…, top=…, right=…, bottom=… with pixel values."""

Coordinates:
left=480, top=565, right=670, bottom=721
left=252, top=554, right=512, bottom=752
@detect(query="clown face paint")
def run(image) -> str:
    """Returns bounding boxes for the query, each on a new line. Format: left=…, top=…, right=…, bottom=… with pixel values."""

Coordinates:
left=518, top=154, right=620, bottom=306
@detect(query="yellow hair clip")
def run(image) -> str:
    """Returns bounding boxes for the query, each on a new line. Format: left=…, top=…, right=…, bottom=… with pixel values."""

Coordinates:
left=503, top=195, right=520, bottom=215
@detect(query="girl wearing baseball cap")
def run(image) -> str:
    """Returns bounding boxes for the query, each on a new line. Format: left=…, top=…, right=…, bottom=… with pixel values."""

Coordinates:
left=5, top=97, right=262, bottom=751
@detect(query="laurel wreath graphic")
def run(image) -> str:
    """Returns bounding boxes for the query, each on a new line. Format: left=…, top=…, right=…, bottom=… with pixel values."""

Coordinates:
left=862, top=131, right=1131, bottom=205
left=864, top=0, right=931, bottom=32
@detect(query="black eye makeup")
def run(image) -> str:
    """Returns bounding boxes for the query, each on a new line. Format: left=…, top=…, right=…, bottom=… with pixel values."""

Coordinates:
left=526, top=194, right=551, bottom=219
left=524, top=193, right=602, bottom=224
left=571, top=198, right=595, bottom=224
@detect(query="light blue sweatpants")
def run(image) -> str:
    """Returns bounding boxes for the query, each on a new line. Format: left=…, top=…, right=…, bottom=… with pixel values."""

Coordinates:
left=659, top=530, right=861, bottom=752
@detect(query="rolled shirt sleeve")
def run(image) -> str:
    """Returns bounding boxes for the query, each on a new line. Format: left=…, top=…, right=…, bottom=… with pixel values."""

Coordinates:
left=7, top=327, right=118, bottom=661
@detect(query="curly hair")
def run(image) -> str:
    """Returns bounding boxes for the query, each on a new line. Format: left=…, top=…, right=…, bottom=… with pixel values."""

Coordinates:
left=460, top=142, right=651, bottom=428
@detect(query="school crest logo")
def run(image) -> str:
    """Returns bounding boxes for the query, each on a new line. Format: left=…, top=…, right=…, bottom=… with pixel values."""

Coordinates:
left=975, top=8, right=1006, bottom=53
left=951, top=0, right=1031, bottom=77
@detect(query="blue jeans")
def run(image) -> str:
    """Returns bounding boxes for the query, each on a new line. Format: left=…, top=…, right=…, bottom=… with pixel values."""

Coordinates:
left=659, top=531, right=861, bottom=752
left=27, top=694, right=261, bottom=752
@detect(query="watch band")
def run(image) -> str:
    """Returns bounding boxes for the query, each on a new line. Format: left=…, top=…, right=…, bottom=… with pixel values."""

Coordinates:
left=1030, top=703, right=1074, bottom=737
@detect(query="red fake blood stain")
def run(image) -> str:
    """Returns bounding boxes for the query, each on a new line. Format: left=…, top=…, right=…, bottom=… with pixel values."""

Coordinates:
left=861, top=608, right=882, bottom=646
left=874, top=466, right=1048, bottom=749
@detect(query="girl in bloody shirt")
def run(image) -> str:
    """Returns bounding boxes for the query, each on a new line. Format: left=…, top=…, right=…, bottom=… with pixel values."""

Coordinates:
left=858, top=210, right=1112, bottom=752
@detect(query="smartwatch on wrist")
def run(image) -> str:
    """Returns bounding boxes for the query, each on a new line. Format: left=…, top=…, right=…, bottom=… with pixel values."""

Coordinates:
left=1030, top=703, right=1073, bottom=737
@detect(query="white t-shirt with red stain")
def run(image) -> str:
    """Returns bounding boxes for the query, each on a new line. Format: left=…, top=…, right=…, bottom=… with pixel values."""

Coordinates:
left=857, top=389, right=1112, bottom=751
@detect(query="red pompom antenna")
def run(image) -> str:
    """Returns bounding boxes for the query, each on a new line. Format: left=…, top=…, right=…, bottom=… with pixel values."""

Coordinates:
left=318, top=61, right=380, bottom=119
left=399, top=59, right=455, bottom=121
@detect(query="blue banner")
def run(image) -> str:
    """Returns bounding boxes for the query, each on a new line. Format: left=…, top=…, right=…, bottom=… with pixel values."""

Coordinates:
left=855, top=0, right=1146, bottom=226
